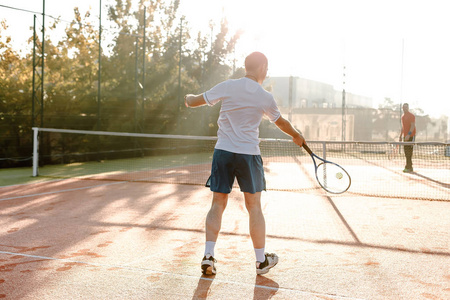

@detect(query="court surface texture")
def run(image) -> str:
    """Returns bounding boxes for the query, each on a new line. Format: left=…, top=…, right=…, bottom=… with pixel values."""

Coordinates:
left=0, top=178, right=449, bottom=299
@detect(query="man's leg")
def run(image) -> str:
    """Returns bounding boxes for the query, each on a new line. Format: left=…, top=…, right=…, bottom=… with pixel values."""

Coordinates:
left=244, top=191, right=278, bottom=275
left=243, top=192, right=265, bottom=249
left=405, top=145, right=413, bottom=169
left=205, top=192, right=229, bottom=243
left=202, top=192, right=228, bottom=275
left=404, top=137, right=414, bottom=171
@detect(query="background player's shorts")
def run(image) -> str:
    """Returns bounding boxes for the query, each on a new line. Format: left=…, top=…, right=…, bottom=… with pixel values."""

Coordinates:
left=206, top=149, right=266, bottom=194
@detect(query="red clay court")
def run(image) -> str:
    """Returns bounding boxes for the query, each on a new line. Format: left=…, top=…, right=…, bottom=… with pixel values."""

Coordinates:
left=0, top=175, right=449, bottom=299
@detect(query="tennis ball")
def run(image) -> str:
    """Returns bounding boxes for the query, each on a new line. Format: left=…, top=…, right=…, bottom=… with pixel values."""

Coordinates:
left=336, top=172, right=343, bottom=179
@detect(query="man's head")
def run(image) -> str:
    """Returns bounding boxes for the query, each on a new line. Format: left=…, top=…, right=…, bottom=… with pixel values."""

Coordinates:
left=402, top=103, right=410, bottom=113
left=245, top=52, right=268, bottom=83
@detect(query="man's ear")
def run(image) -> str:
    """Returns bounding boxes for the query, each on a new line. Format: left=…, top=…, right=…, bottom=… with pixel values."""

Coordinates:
left=258, top=63, right=267, bottom=77
left=261, top=63, right=268, bottom=72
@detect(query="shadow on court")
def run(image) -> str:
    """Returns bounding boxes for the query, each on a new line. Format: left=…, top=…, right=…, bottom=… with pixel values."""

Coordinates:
left=0, top=179, right=449, bottom=299
left=192, top=276, right=214, bottom=299
left=411, top=171, right=450, bottom=189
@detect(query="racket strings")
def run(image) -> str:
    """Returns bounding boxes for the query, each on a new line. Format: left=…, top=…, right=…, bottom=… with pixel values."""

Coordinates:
left=316, top=162, right=350, bottom=194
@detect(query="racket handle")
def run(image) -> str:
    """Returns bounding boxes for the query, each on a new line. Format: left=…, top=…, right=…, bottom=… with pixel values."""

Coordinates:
left=302, top=143, right=312, bottom=155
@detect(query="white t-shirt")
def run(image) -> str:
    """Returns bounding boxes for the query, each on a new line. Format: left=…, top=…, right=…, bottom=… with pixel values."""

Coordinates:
left=203, top=77, right=281, bottom=155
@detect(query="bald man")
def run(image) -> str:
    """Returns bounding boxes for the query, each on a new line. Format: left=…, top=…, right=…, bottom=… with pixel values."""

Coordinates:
left=185, top=52, right=305, bottom=275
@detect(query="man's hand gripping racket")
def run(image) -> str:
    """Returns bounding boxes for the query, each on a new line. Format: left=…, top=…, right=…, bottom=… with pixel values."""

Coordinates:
left=302, top=143, right=351, bottom=194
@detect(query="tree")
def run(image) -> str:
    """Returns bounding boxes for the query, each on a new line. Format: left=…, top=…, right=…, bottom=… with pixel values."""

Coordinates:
left=371, top=97, right=400, bottom=140
left=0, top=20, right=33, bottom=166
left=43, top=8, right=100, bottom=129
left=1, top=0, right=243, bottom=167
left=101, top=0, right=184, bottom=133
left=178, top=17, right=242, bottom=135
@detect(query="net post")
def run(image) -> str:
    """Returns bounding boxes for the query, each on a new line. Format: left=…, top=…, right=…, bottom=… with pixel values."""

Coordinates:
left=322, top=142, right=327, bottom=186
left=32, top=127, right=39, bottom=177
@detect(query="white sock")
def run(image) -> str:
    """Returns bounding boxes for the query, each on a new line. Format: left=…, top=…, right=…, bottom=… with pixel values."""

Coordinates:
left=204, top=241, right=216, bottom=257
left=255, top=248, right=265, bottom=262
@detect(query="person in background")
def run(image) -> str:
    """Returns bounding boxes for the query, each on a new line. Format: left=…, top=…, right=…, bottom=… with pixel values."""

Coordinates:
left=399, top=103, right=416, bottom=172
left=184, top=52, right=305, bottom=275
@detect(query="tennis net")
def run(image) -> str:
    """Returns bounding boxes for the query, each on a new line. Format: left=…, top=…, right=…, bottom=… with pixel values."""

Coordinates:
left=32, top=127, right=450, bottom=201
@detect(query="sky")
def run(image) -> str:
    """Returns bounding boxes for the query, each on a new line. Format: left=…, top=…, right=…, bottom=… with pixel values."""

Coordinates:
left=1, top=0, right=449, bottom=119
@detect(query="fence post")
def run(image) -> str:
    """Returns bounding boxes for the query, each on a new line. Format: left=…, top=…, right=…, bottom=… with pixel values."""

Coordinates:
left=32, top=127, right=39, bottom=177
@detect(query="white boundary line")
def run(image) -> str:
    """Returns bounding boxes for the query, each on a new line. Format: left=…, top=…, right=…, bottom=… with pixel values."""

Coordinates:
left=0, top=250, right=365, bottom=300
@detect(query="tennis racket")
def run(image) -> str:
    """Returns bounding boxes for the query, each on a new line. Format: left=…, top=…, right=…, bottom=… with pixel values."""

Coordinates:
left=302, top=144, right=351, bottom=194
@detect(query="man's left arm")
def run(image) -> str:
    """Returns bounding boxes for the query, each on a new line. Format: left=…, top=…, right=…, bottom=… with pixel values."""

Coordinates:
left=406, top=121, right=415, bottom=139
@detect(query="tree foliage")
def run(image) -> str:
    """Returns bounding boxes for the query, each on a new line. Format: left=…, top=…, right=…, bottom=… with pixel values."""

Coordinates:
left=1, top=1, right=241, bottom=167
left=0, top=20, right=33, bottom=164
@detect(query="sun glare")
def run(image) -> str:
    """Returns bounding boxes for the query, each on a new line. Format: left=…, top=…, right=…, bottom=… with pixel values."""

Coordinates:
left=179, top=0, right=450, bottom=118
left=2, top=0, right=449, bottom=118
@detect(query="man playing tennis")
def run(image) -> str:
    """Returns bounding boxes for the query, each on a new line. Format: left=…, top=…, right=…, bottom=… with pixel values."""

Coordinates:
left=185, top=51, right=305, bottom=275
left=399, top=103, right=416, bottom=172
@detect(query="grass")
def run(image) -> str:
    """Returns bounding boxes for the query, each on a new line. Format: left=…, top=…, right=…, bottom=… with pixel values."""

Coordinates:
left=0, top=152, right=213, bottom=187
left=0, top=166, right=56, bottom=186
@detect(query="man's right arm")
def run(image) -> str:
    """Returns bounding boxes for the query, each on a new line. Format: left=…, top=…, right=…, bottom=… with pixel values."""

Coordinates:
left=185, top=94, right=207, bottom=107
left=274, top=116, right=305, bottom=147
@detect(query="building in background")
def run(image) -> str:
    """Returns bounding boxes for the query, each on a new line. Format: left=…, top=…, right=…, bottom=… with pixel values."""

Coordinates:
left=265, top=76, right=372, bottom=109
left=264, top=77, right=448, bottom=142
left=264, top=76, right=372, bottom=141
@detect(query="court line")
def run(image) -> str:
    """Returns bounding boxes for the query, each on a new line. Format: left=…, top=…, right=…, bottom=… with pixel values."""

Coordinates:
left=0, top=181, right=127, bottom=202
left=0, top=250, right=364, bottom=299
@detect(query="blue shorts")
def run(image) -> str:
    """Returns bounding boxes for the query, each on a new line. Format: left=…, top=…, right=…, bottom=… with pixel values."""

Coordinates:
left=206, top=149, right=266, bottom=194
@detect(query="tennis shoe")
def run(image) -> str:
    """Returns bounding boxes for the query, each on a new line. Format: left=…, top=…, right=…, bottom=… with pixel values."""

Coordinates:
left=403, top=168, right=413, bottom=173
left=256, top=253, right=279, bottom=275
left=201, top=254, right=217, bottom=275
